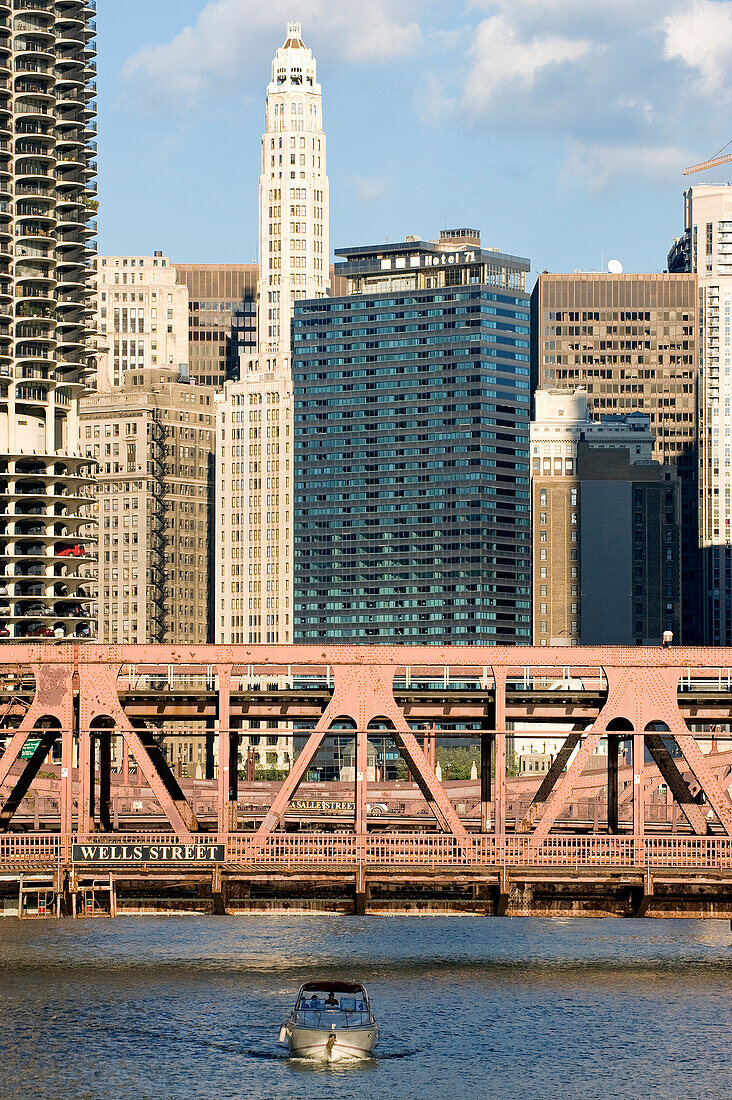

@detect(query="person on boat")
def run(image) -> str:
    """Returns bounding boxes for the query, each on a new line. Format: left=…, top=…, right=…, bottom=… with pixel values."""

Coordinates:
left=308, top=995, right=321, bottom=1010
left=325, top=993, right=339, bottom=1008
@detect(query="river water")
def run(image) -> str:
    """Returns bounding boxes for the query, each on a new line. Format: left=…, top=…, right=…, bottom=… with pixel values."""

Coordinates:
left=0, top=916, right=729, bottom=1100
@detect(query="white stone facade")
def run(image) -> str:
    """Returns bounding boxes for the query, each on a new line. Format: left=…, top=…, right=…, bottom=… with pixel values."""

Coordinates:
left=684, top=187, right=732, bottom=547
left=216, top=23, right=329, bottom=645
left=93, top=254, right=189, bottom=392
left=532, top=389, right=656, bottom=465
left=682, top=186, right=732, bottom=641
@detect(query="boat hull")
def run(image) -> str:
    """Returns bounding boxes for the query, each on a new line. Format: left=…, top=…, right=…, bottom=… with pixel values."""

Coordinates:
left=282, top=1022, right=378, bottom=1061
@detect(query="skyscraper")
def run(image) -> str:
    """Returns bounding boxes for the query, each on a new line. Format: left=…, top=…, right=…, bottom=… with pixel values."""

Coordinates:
left=255, top=21, right=329, bottom=357
left=0, top=1, right=98, bottom=641
left=531, top=271, right=699, bottom=639
left=79, top=367, right=216, bottom=644
left=174, top=263, right=258, bottom=388
left=293, top=231, right=532, bottom=644
left=215, top=22, right=329, bottom=643
left=531, top=390, right=681, bottom=646
left=669, top=184, right=732, bottom=642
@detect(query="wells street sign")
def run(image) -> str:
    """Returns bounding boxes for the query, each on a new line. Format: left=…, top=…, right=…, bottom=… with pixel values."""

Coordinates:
left=72, top=843, right=225, bottom=863
left=20, top=738, right=41, bottom=760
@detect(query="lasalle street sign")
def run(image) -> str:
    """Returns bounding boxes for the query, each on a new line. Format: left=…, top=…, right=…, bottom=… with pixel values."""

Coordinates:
left=72, top=843, right=226, bottom=864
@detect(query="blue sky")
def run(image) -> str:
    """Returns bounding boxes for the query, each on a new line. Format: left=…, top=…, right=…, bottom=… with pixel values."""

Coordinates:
left=98, top=0, right=732, bottom=278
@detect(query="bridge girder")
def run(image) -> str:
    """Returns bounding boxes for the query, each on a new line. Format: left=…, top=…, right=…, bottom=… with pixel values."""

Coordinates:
left=0, top=644, right=730, bottom=841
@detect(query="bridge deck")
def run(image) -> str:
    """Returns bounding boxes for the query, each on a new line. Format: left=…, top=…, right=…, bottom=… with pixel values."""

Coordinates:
left=0, top=833, right=729, bottom=918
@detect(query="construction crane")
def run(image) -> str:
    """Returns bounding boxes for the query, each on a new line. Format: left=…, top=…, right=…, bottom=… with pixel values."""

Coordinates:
left=684, top=138, right=732, bottom=176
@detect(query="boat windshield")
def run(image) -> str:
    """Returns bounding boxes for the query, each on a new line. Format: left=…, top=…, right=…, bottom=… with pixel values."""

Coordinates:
left=294, top=991, right=371, bottom=1028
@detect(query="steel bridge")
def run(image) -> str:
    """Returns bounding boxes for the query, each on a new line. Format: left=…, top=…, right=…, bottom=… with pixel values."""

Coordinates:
left=0, top=643, right=731, bottom=918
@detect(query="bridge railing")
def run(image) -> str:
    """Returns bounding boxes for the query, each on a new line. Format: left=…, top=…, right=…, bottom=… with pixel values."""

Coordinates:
left=0, top=833, right=63, bottom=863
left=231, top=833, right=732, bottom=868
left=227, top=832, right=357, bottom=865
left=0, top=833, right=731, bottom=869
left=500, top=835, right=637, bottom=866
left=643, top=836, right=732, bottom=868
left=367, top=833, right=476, bottom=865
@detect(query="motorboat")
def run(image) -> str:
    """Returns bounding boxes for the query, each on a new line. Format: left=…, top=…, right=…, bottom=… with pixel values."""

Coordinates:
left=278, top=980, right=378, bottom=1061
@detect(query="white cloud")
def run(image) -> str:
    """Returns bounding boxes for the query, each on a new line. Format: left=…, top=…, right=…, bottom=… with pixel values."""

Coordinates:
left=662, top=0, right=732, bottom=97
left=123, top=0, right=422, bottom=102
left=562, top=140, right=688, bottom=192
left=416, top=74, right=457, bottom=124
left=462, top=13, right=593, bottom=115
left=450, top=0, right=732, bottom=189
left=616, top=97, right=656, bottom=126
left=123, top=0, right=732, bottom=194
left=466, top=0, right=652, bottom=36
left=351, top=176, right=388, bottom=203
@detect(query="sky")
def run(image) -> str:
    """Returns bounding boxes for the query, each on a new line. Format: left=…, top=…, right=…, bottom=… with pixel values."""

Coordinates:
left=97, top=0, right=732, bottom=279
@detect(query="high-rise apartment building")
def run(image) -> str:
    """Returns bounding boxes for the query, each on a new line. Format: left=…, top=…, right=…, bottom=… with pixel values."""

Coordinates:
left=216, top=22, right=329, bottom=644
left=531, top=272, right=699, bottom=639
left=92, top=253, right=188, bottom=391
left=293, top=231, right=532, bottom=643
left=668, top=185, right=732, bottom=642
left=0, top=1, right=98, bottom=641
left=174, top=263, right=257, bottom=388
left=531, top=274, right=697, bottom=459
left=531, top=390, right=681, bottom=645
left=79, top=367, right=216, bottom=643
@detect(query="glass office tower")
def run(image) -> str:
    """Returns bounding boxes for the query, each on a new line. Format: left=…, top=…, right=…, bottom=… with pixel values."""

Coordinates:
left=293, top=230, right=531, bottom=644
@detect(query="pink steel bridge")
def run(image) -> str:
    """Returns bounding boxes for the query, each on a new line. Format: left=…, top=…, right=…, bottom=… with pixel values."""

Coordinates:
left=0, top=643, right=731, bottom=917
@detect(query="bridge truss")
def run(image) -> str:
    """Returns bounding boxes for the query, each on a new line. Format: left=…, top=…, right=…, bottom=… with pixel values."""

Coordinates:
left=0, top=644, right=730, bottom=917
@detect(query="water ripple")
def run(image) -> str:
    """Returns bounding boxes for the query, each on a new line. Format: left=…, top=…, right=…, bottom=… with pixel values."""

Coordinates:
left=0, top=916, right=729, bottom=1100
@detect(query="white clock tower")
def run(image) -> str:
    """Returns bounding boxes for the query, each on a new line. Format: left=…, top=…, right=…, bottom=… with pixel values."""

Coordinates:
left=216, top=24, right=329, bottom=645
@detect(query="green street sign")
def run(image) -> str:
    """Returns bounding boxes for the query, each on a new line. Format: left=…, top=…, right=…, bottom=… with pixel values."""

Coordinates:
left=19, top=738, right=41, bottom=760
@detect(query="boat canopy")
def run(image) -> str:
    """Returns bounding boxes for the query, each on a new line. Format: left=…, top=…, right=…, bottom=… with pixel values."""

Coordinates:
left=300, top=980, right=366, bottom=995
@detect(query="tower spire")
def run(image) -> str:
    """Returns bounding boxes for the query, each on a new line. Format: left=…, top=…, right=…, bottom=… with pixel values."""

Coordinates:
left=259, top=21, right=328, bottom=359
left=285, top=21, right=303, bottom=45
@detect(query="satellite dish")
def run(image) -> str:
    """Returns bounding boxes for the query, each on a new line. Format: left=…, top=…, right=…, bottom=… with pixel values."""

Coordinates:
left=607, top=259, right=623, bottom=274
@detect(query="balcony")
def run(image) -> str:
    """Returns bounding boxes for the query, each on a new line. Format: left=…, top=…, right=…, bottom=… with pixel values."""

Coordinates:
left=13, top=60, right=53, bottom=77
left=14, top=20, right=54, bottom=35
left=15, top=140, right=54, bottom=158
left=15, top=78, right=52, bottom=96
left=14, top=45, right=55, bottom=68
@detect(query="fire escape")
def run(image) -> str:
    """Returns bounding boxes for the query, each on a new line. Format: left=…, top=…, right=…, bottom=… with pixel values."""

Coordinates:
left=148, top=411, right=171, bottom=643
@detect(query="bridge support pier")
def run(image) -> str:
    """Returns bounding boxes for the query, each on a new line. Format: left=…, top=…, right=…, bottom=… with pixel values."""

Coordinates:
left=480, top=732, right=492, bottom=832
left=629, top=871, right=653, bottom=918
left=633, top=732, right=645, bottom=837
left=99, top=734, right=112, bottom=832
left=608, top=734, right=619, bottom=833
left=355, top=866, right=368, bottom=915
left=355, top=725, right=368, bottom=834
left=493, top=866, right=510, bottom=916
left=211, top=866, right=226, bottom=915
left=493, top=673, right=507, bottom=836
left=216, top=668, right=237, bottom=838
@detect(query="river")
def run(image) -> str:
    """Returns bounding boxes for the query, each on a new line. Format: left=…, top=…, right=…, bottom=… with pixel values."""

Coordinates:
left=0, top=916, right=729, bottom=1100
